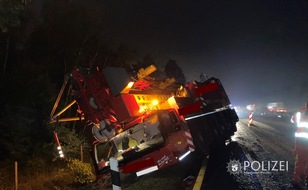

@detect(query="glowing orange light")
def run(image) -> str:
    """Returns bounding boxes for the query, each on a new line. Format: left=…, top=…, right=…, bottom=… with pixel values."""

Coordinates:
left=127, top=82, right=134, bottom=88
left=152, top=100, right=159, bottom=106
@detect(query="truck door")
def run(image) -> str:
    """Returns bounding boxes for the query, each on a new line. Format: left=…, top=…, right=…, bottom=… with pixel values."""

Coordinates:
left=158, top=110, right=189, bottom=153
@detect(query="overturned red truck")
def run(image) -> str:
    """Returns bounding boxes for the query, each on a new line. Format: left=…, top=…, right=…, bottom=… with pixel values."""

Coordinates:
left=50, top=64, right=238, bottom=177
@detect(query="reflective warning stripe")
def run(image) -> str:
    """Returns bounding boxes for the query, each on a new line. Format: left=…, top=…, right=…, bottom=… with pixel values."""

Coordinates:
left=296, top=112, right=301, bottom=124
left=185, top=130, right=195, bottom=152
left=295, top=132, right=308, bottom=139
left=248, top=113, right=253, bottom=125
left=298, top=122, right=308, bottom=128
left=109, top=157, right=121, bottom=190
left=295, top=112, right=308, bottom=138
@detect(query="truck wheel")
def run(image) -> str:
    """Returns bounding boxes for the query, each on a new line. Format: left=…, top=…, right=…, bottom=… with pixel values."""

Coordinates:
left=190, top=125, right=211, bottom=156
left=194, top=133, right=210, bottom=156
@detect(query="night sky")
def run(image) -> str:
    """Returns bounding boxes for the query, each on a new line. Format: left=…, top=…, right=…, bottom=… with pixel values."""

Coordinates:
left=101, top=0, right=308, bottom=110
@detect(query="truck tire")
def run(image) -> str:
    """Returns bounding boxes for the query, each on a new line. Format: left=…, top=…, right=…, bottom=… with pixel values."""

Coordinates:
left=191, top=128, right=210, bottom=156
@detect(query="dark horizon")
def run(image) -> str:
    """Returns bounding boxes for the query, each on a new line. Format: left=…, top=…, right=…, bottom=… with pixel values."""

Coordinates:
left=102, top=0, right=308, bottom=110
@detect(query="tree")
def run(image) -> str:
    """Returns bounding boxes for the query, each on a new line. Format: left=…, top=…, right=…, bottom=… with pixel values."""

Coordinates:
left=165, top=59, right=186, bottom=84
left=0, top=0, right=25, bottom=32
left=0, top=0, right=153, bottom=162
left=0, top=62, right=56, bottom=160
left=0, top=0, right=28, bottom=77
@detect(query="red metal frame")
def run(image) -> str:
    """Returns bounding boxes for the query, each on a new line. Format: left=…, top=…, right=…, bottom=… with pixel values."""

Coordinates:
left=71, top=68, right=117, bottom=125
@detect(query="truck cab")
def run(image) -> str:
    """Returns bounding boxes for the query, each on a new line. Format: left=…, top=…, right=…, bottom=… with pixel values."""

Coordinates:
left=92, top=109, right=192, bottom=176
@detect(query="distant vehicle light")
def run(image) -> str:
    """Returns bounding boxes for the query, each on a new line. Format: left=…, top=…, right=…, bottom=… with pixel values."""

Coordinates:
left=246, top=104, right=255, bottom=111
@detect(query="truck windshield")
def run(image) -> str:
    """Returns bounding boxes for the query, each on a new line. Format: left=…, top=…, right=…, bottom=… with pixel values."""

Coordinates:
left=159, top=111, right=182, bottom=135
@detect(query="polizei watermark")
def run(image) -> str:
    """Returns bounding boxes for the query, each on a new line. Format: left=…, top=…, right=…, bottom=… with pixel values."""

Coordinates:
left=226, top=159, right=289, bottom=175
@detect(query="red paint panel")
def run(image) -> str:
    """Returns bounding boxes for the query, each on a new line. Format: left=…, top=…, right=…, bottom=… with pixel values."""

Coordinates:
left=168, top=131, right=187, bottom=152
left=195, top=83, right=219, bottom=96
left=111, top=94, right=140, bottom=123
left=53, top=132, right=61, bottom=146
left=121, top=158, right=156, bottom=174
left=178, top=102, right=201, bottom=116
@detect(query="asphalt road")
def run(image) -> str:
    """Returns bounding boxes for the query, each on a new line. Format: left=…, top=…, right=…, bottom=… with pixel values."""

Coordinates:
left=236, top=115, right=296, bottom=189
left=91, top=115, right=300, bottom=190
left=202, top=115, right=298, bottom=190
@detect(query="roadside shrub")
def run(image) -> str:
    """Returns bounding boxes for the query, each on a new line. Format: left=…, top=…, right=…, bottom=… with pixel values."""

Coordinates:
left=67, top=158, right=95, bottom=184
left=26, top=156, right=47, bottom=171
